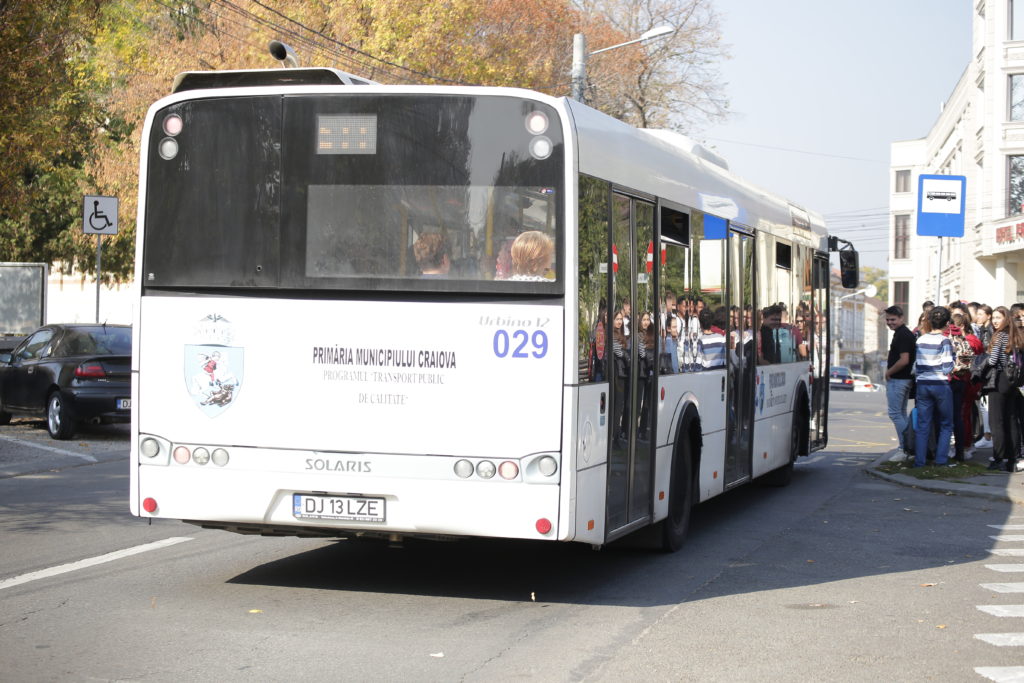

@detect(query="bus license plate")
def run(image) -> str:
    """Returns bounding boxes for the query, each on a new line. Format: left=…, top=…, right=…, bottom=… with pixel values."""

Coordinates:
left=116, top=398, right=131, bottom=410
left=292, top=494, right=386, bottom=523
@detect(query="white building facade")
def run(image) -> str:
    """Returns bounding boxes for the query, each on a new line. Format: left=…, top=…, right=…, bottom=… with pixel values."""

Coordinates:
left=890, top=0, right=1024, bottom=315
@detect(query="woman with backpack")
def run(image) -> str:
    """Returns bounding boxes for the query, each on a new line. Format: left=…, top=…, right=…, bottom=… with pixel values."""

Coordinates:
left=984, top=306, right=1024, bottom=471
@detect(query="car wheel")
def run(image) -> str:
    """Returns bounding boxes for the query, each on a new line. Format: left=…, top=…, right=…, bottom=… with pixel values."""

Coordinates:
left=47, top=392, right=75, bottom=440
left=0, top=410, right=10, bottom=426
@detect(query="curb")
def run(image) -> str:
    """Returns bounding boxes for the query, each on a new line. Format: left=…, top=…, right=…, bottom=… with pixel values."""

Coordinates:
left=866, top=449, right=1024, bottom=505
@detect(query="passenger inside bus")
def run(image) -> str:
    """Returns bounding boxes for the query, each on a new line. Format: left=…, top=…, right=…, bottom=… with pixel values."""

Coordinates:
left=508, top=230, right=554, bottom=281
left=413, top=233, right=451, bottom=277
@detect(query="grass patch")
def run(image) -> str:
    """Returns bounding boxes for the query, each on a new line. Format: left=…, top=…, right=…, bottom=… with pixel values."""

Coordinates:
left=877, top=459, right=993, bottom=480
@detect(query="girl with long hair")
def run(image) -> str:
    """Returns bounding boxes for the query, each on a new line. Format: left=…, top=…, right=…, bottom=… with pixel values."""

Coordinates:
left=985, top=306, right=1024, bottom=471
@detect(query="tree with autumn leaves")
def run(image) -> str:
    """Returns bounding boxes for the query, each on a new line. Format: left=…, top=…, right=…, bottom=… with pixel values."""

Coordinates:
left=0, top=0, right=727, bottom=280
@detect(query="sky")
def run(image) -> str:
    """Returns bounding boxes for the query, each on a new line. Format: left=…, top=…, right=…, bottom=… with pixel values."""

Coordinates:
left=699, top=0, right=974, bottom=270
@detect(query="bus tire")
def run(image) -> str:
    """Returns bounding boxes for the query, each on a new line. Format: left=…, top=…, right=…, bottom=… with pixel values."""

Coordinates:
left=47, top=391, right=76, bottom=440
left=660, top=418, right=696, bottom=553
left=0, top=407, right=10, bottom=425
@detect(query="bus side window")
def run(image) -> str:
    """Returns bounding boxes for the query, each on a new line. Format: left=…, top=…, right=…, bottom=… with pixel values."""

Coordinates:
left=578, top=175, right=610, bottom=383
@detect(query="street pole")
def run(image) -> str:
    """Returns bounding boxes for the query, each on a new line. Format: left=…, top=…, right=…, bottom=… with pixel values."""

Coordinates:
left=570, top=25, right=673, bottom=103
left=571, top=33, right=587, bottom=103
left=95, top=235, right=102, bottom=323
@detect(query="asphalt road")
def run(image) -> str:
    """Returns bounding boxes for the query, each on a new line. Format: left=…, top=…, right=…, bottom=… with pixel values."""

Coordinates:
left=2, top=394, right=1023, bottom=681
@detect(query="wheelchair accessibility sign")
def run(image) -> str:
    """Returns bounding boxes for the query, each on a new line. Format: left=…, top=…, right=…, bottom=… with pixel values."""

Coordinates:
left=83, top=195, right=118, bottom=235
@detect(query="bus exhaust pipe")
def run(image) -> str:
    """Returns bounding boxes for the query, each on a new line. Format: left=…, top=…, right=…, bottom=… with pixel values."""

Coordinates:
left=268, top=40, right=299, bottom=68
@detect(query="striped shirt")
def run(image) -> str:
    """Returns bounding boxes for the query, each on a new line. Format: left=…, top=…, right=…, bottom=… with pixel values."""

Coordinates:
left=915, top=331, right=954, bottom=384
left=699, top=331, right=727, bottom=369
left=987, top=330, right=1008, bottom=369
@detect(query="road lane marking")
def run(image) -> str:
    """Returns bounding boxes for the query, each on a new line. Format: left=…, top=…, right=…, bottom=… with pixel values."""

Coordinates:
left=990, top=525, right=1024, bottom=531
left=976, top=633, right=1024, bottom=647
left=987, top=565, right=1024, bottom=573
left=978, top=605, right=1024, bottom=617
left=982, top=584, right=1024, bottom=593
left=975, top=666, right=1024, bottom=681
left=992, top=536, right=1024, bottom=542
left=0, top=537, right=193, bottom=591
left=0, top=434, right=97, bottom=462
left=992, top=550, right=1024, bottom=557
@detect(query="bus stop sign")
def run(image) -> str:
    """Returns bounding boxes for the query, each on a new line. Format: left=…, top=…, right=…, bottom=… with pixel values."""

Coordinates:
left=916, top=174, right=965, bottom=237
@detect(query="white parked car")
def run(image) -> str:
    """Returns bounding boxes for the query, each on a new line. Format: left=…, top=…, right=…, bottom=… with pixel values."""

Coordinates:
left=852, top=374, right=878, bottom=392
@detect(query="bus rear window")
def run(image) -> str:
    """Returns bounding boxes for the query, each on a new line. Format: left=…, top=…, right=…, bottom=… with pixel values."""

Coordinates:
left=143, top=93, right=564, bottom=293
left=306, top=184, right=557, bottom=281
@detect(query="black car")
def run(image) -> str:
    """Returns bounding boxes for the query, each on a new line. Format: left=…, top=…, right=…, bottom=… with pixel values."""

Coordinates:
left=829, top=365, right=855, bottom=391
left=0, top=324, right=131, bottom=439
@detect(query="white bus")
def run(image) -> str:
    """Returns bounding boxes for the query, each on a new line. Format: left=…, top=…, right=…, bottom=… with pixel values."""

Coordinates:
left=129, top=66, right=858, bottom=551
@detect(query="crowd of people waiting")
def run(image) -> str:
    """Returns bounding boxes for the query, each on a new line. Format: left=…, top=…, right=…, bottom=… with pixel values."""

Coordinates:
left=884, top=300, right=1024, bottom=472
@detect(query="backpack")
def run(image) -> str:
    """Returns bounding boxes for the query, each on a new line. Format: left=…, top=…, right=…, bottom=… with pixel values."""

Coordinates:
left=1006, top=348, right=1024, bottom=389
left=951, top=334, right=974, bottom=378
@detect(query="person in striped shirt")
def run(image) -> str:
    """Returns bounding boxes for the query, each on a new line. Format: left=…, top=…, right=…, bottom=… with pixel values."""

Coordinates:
left=913, top=305, right=955, bottom=467
left=698, top=308, right=727, bottom=370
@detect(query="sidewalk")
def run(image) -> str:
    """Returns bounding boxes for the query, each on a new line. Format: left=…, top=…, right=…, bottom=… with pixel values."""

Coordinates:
left=867, top=448, right=1024, bottom=505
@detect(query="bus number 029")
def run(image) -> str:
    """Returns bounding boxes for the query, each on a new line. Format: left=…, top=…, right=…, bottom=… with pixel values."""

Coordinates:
left=493, top=329, right=548, bottom=358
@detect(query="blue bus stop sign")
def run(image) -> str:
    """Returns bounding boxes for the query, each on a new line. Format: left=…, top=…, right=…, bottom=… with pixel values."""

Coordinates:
left=916, top=174, right=965, bottom=237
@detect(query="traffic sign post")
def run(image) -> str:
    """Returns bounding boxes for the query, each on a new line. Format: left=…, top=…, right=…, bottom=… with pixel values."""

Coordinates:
left=83, top=196, right=118, bottom=323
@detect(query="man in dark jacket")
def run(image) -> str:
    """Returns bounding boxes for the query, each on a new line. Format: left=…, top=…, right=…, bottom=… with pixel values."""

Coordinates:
left=884, top=305, right=917, bottom=457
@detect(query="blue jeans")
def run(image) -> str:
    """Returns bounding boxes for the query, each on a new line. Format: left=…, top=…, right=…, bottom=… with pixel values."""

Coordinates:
left=887, top=378, right=913, bottom=450
left=915, top=382, right=954, bottom=467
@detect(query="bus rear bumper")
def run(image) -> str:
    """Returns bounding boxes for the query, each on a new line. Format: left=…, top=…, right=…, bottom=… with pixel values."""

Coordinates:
left=136, top=466, right=564, bottom=542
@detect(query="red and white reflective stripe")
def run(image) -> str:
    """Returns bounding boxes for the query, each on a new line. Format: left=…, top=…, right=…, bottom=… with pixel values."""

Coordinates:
left=661, top=243, right=667, bottom=266
left=646, top=241, right=654, bottom=273
left=612, top=244, right=619, bottom=273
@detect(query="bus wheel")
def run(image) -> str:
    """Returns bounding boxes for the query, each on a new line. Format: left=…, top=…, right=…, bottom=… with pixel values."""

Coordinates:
left=0, top=407, right=10, bottom=425
left=47, top=391, right=76, bottom=440
left=660, top=423, right=695, bottom=553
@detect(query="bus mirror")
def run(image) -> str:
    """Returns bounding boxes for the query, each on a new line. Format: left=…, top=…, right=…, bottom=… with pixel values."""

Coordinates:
left=839, top=249, right=859, bottom=289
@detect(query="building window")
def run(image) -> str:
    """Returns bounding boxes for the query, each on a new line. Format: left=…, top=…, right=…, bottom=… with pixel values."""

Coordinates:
left=1012, top=75, right=1024, bottom=120
left=1009, top=155, right=1024, bottom=216
left=1014, top=0, right=1024, bottom=40
left=894, top=169, right=911, bottom=193
left=893, top=281, right=909, bottom=317
left=894, top=214, right=909, bottom=259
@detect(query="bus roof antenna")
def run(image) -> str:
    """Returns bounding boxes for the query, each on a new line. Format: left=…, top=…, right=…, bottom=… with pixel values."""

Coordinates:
left=269, top=40, right=300, bottom=68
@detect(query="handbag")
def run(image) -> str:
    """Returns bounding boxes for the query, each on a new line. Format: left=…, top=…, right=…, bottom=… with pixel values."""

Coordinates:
left=971, top=352, right=990, bottom=384
left=1006, top=349, right=1024, bottom=389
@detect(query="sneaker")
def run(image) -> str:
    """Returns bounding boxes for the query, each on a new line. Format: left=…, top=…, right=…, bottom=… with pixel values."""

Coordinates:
left=947, top=463, right=958, bottom=468
left=1016, top=461, right=1024, bottom=473
left=976, top=437, right=994, bottom=449
left=989, top=460, right=1005, bottom=471
left=964, top=448, right=975, bottom=460
left=889, top=450, right=907, bottom=462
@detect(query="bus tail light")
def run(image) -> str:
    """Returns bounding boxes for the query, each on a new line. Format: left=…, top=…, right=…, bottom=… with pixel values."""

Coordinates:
left=172, top=446, right=191, bottom=464
left=454, top=459, right=474, bottom=478
left=212, top=448, right=229, bottom=466
left=140, top=437, right=161, bottom=458
left=536, top=518, right=552, bottom=535
left=142, top=497, right=158, bottom=513
left=537, top=455, right=558, bottom=477
left=498, top=461, right=519, bottom=479
left=476, top=460, right=496, bottom=479
left=192, top=447, right=210, bottom=465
